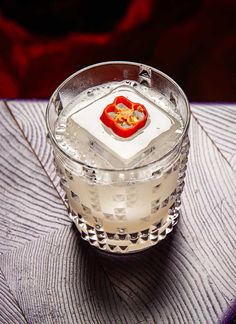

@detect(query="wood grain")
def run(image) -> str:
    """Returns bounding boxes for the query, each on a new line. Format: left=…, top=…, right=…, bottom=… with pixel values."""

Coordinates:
left=0, top=269, right=26, bottom=324
left=6, top=100, right=65, bottom=199
left=97, top=231, right=230, bottom=324
left=0, top=102, right=69, bottom=254
left=191, top=104, right=236, bottom=171
left=181, top=116, right=236, bottom=303
left=0, top=226, right=136, bottom=324
left=0, top=100, right=235, bottom=323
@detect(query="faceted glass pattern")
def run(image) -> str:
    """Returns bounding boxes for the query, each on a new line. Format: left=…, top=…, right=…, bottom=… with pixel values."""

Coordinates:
left=56, top=136, right=189, bottom=253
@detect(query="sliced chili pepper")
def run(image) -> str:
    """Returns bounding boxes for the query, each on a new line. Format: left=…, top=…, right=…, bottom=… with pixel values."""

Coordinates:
left=100, top=96, right=148, bottom=138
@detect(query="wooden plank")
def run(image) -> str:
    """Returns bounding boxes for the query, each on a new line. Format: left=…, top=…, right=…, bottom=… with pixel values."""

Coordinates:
left=5, top=101, right=236, bottom=323
left=0, top=269, right=27, bottom=324
left=191, top=104, right=236, bottom=170
left=0, top=226, right=137, bottom=324
left=0, top=102, right=69, bottom=253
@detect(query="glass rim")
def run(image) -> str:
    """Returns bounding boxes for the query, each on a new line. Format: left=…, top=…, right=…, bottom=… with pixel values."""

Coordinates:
left=46, top=60, right=190, bottom=172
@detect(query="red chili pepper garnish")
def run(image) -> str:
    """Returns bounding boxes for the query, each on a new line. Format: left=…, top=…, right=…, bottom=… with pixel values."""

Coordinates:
left=100, top=96, right=148, bottom=138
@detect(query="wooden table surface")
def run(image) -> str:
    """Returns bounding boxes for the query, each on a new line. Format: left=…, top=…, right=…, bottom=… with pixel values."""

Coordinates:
left=0, top=101, right=235, bottom=324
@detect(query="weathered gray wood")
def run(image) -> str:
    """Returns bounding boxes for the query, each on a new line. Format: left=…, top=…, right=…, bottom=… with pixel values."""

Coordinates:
left=0, top=102, right=69, bottom=254
left=5, top=100, right=64, bottom=199
left=0, top=269, right=27, bottom=324
left=0, top=226, right=135, bottom=324
left=191, top=104, right=236, bottom=171
left=97, top=230, right=231, bottom=324
left=1, top=100, right=235, bottom=323
left=182, top=116, right=236, bottom=303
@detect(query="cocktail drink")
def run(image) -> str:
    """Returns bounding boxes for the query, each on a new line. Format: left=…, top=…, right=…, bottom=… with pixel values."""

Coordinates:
left=46, top=62, right=190, bottom=253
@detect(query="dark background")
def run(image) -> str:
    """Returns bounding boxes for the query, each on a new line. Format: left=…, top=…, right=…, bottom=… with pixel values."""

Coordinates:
left=0, top=0, right=235, bottom=101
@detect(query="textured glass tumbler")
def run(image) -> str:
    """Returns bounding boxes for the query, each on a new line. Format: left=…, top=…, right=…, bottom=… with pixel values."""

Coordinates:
left=46, top=61, right=190, bottom=254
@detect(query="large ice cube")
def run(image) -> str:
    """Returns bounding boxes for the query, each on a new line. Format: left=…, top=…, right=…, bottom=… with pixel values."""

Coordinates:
left=67, top=86, right=173, bottom=168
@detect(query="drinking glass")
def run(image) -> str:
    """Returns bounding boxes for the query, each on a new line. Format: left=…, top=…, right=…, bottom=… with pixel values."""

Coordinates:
left=46, top=61, right=190, bottom=253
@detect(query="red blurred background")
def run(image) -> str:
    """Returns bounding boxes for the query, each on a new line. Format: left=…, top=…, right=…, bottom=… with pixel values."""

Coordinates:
left=0, top=0, right=235, bottom=101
